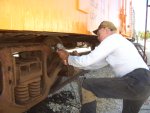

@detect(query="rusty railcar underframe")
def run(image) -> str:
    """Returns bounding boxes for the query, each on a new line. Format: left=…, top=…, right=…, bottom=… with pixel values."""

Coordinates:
left=0, top=30, right=98, bottom=113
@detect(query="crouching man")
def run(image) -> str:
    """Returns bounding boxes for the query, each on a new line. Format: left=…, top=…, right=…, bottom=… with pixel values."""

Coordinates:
left=57, top=21, right=150, bottom=113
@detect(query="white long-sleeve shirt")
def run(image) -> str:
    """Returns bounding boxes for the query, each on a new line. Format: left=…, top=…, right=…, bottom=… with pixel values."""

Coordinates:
left=68, top=33, right=149, bottom=77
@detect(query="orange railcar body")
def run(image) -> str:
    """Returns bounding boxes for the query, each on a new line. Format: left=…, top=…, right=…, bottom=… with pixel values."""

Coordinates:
left=0, top=0, right=132, bottom=35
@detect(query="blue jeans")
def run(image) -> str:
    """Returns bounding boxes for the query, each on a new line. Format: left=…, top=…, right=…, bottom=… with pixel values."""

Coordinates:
left=81, top=68, right=150, bottom=113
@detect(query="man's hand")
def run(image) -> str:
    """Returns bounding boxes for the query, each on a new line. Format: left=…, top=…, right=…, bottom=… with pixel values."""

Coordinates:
left=71, top=50, right=80, bottom=56
left=57, top=49, right=69, bottom=65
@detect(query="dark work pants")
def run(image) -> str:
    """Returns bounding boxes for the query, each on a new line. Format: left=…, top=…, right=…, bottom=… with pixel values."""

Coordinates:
left=81, top=68, right=150, bottom=113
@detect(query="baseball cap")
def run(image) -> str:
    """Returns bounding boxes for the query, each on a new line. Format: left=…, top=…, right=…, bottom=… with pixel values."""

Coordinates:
left=93, top=21, right=117, bottom=34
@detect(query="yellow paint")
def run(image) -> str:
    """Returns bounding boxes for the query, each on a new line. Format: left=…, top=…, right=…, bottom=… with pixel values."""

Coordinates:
left=0, top=0, right=89, bottom=34
left=0, top=0, right=132, bottom=36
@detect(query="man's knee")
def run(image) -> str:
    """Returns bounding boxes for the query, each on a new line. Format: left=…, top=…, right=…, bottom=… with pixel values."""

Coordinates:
left=81, top=87, right=96, bottom=105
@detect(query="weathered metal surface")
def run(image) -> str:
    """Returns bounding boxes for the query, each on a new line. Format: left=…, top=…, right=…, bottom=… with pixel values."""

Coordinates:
left=0, top=30, right=98, bottom=48
left=0, top=29, right=98, bottom=113
left=0, top=40, right=69, bottom=113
